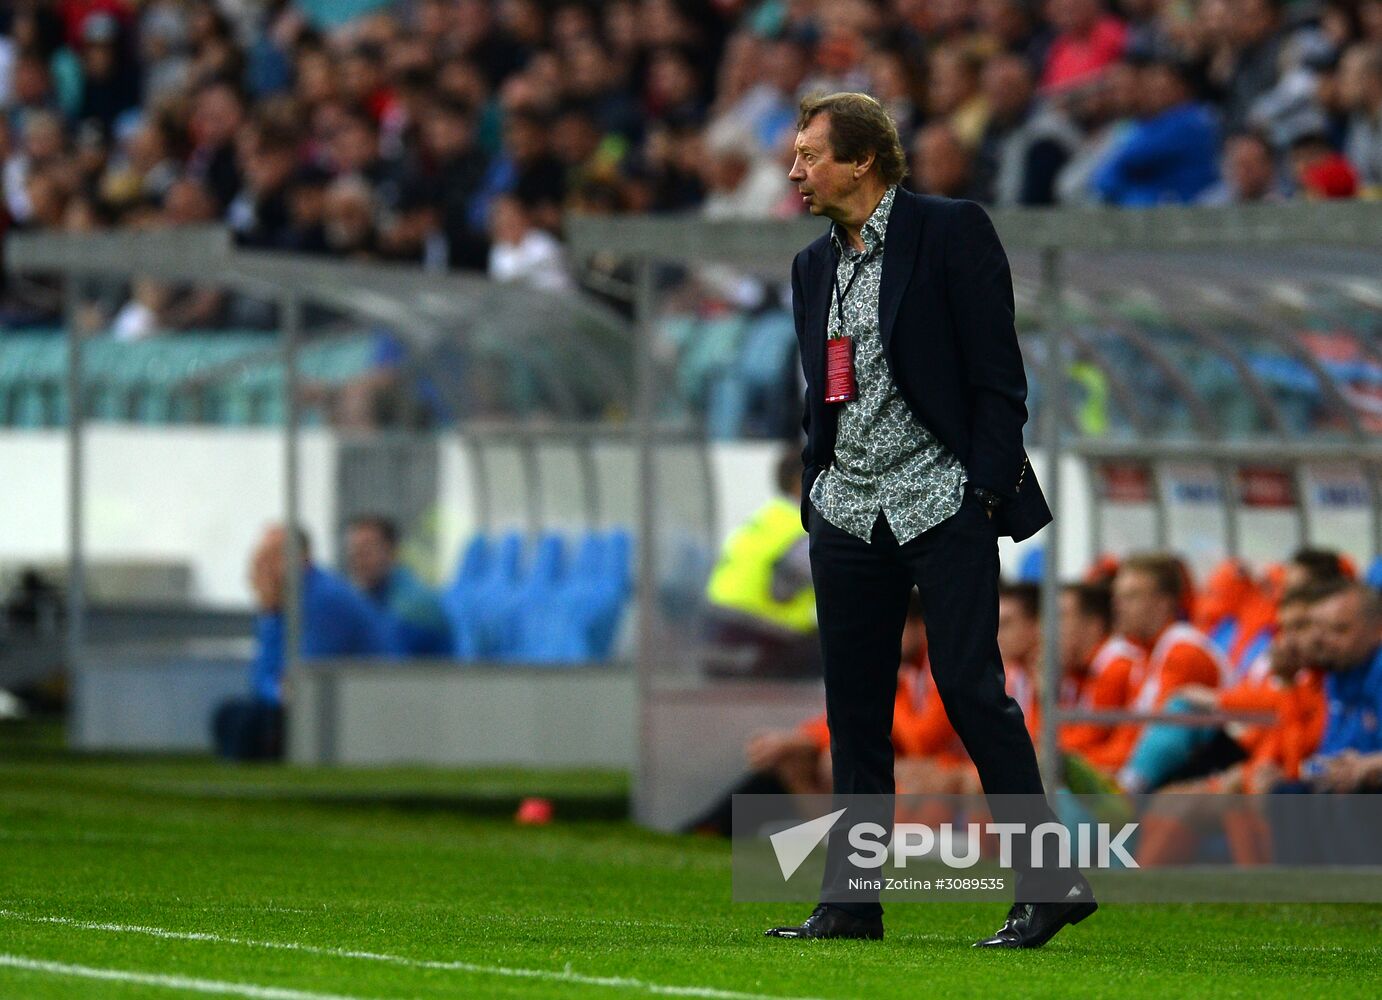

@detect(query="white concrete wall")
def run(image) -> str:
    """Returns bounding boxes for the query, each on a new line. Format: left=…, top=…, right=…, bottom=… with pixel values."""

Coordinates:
left=0, top=429, right=1090, bottom=607
left=0, top=427, right=337, bottom=607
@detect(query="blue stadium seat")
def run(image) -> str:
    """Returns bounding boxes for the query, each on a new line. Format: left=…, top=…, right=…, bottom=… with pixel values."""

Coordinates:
left=513, top=532, right=570, bottom=662
left=443, top=534, right=491, bottom=659
left=536, top=529, right=634, bottom=662
left=473, top=531, right=526, bottom=658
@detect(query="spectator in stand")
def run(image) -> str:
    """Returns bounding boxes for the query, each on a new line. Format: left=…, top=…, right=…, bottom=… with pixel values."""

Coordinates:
left=551, top=103, right=622, bottom=200
left=487, top=193, right=569, bottom=292
left=700, top=120, right=789, bottom=220
left=710, top=34, right=805, bottom=157
left=1339, top=43, right=1382, bottom=193
left=74, top=12, right=140, bottom=133
left=211, top=524, right=393, bottom=760
left=927, top=46, right=989, bottom=151
left=867, top=48, right=923, bottom=148
left=1041, top=0, right=1129, bottom=93
left=1091, top=51, right=1220, bottom=205
left=344, top=514, right=453, bottom=657
left=976, top=53, right=1082, bottom=205
left=978, top=0, right=1055, bottom=71
left=1197, top=130, right=1287, bottom=203
left=1289, top=129, right=1361, bottom=198
left=322, top=173, right=380, bottom=258
left=282, top=162, right=331, bottom=254
left=137, top=1, right=192, bottom=106
left=1222, top=0, right=1294, bottom=134
left=1054, top=60, right=1140, bottom=203
left=5, top=110, right=67, bottom=225
left=469, top=108, right=566, bottom=236
left=100, top=112, right=183, bottom=208
left=910, top=121, right=983, bottom=200
left=412, top=96, right=489, bottom=270
left=229, top=119, right=300, bottom=249
left=186, top=77, right=245, bottom=210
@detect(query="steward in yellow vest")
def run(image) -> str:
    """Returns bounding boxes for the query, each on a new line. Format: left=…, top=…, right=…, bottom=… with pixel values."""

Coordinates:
left=705, top=451, right=816, bottom=635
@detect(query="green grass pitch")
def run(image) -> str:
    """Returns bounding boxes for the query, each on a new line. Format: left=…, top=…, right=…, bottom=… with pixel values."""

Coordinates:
left=1, top=719, right=1379, bottom=999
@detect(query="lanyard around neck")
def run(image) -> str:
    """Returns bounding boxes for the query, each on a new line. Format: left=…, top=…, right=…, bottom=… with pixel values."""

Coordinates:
left=831, top=251, right=867, bottom=339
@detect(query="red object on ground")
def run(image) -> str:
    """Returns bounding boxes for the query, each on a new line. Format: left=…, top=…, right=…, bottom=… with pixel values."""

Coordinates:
left=515, top=797, right=554, bottom=825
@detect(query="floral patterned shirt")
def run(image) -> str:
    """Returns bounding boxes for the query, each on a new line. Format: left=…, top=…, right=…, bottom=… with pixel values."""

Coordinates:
left=809, top=185, right=967, bottom=544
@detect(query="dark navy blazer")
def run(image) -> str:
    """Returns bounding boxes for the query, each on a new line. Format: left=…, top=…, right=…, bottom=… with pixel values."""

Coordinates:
left=791, top=188, right=1052, bottom=543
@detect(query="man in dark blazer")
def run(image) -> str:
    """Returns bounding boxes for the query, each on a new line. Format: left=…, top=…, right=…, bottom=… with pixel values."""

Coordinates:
left=763, top=93, right=1096, bottom=948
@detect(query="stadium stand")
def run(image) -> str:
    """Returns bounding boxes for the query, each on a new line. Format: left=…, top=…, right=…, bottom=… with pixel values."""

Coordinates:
left=4, top=1, right=1382, bottom=437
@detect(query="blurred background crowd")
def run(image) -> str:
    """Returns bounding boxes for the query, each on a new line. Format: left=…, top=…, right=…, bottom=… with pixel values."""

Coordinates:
left=2, top=0, right=1382, bottom=332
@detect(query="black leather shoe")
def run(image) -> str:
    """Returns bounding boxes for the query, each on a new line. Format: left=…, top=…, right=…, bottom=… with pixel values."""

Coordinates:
left=765, top=904, right=884, bottom=940
left=973, top=882, right=1098, bottom=949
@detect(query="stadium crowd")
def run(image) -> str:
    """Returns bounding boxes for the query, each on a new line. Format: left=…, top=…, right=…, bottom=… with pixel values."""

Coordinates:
left=689, top=544, right=1382, bottom=858
left=3, top=0, right=1382, bottom=329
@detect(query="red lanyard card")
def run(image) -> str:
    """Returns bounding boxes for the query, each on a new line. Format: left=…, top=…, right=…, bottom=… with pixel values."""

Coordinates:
left=825, top=336, right=857, bottom=403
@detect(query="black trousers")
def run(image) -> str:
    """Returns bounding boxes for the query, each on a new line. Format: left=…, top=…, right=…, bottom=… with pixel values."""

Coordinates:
left=809, top=493, right=1059, bottom=915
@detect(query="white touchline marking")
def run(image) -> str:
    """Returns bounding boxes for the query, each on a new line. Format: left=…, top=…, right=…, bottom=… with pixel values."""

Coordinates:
left=0, top=911, right=832, bottom=1000
left=0, top=954, right=377, bottom=1000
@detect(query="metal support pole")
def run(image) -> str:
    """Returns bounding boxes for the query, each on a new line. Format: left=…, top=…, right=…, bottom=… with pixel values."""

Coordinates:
left=1037, top=246, right=1064, bottom=785
left=281, top=293, right=304, bottom=743
left=632, top=258, right=657, bottom=824
left=522, top=438, right=541, bottom=536
left=1290, top=461, right=1310, bottom=550
left=1218, top=462, right=1241, bottom=559
left=1151, top=463, right=1170, bottom=550
left=1369, top=465, right=1382, bottom=562
left=64, top=276, right=86, bottom=745
left=1085, top=460, right=1103, bottom=562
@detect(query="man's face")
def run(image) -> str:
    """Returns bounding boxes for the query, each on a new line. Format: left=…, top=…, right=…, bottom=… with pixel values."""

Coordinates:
left=1046, top=0, right=1098, bottom=34
left=1112, top=569, right=1174, bottom=643
left=1338, top=49, right=1380, bottom=111
left=346, top=525, right=395, bottom=591
left=1311, top=590, right=1382, bottom=670
left=984, top=57, right=1033, bottom=122
left=1225, top=135, right=1275, bottom=199
left=788, top=113, right=863, bottom=221
left=998, top=595, right=1041, bottom=668
left=1138, top=65, right=1187, bottom=117
left=1059, top=591, right=1105, bottom=674
left=1273, top=600, right=1314, bottom=670
left=914, top=125, right=970, bottom=197
left=1231, top=0, right=1277, bottom=44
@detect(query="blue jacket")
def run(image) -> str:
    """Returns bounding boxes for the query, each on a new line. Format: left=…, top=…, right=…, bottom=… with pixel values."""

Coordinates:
left=1315, top=645, right=1382, bottom=759
left=249, top=565, right=395, bottom=704
left=1092, top=102, right=1220, bottom=207
left=363, top=566, right=454, bottom=657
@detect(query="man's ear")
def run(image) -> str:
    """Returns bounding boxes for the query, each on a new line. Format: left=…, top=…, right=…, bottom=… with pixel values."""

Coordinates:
left=853, top=151, right=876, bottom=179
